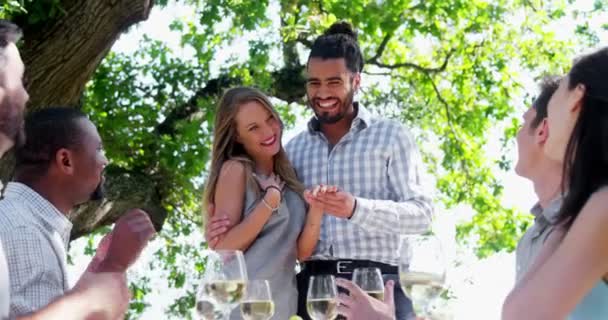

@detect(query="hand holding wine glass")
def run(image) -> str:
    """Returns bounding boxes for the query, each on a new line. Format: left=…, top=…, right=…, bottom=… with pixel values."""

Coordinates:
left=336, top=278, right=395, bottom=320
left=351, top=267, right=385, bottom=300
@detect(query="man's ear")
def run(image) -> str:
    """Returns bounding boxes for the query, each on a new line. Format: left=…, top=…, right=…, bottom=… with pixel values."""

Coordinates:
left=352, top=72, right=361, bottom=92
left=55, top=148, right=75, bottom=175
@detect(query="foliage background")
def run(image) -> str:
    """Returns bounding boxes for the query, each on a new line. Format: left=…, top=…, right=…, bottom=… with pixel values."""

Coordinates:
left=2, top=0, right=607, bottom=318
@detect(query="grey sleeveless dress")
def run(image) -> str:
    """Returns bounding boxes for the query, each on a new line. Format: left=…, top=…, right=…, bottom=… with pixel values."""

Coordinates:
left=230, top=182, right=307, bottom=320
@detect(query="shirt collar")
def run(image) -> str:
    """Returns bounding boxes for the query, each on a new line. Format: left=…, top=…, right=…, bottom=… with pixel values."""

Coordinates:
left=307, top=102, right=372, bottom=134
left=4, top=182, right=73, bottom=243
left=530, top=196, right=563, bottom=224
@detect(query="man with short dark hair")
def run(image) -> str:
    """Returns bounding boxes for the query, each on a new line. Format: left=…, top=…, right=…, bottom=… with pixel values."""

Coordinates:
left=1, top=107, right=156, bottom=318
left=289, top=20, right=433, bottom=320
left=0, top=19, right=155, bottom=320
left=514, top=76, right=563, bottom=281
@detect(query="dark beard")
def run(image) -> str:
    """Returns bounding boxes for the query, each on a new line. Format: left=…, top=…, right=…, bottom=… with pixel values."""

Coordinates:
left=90, top=181, right=105, bottom=201
left=308, top=88, right=355, bottom=124
left=0, top=94, right=25, bottom=147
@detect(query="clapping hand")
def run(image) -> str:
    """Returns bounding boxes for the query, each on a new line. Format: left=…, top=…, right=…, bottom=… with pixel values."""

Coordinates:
left=96, top=209, right=156, bottom=272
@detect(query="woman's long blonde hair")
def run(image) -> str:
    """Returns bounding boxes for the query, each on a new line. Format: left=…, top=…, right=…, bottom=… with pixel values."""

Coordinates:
left=202, top=87, right=304, bottom=218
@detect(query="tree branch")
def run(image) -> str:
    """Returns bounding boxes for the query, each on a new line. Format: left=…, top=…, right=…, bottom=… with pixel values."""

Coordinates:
left=367, top=33, right=393, bottom=64
left=296, top=33, right=312, bottom=48
left=69, top=165, right=166, bottom=240
left=155, top=64, right=307, bottom=137
left=367, top=49, right=455, bottom=73
left=155, top=75, right=239, bottom=136
left=425, top=73, right=462, bottom=144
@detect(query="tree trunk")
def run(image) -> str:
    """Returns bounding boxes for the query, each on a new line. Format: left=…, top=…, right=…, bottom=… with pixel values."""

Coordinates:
left=68, top=166, right=166, bottom=239
left=22, top=0, right=153, bottom=110
left=1, top=0, right=165, bottom=241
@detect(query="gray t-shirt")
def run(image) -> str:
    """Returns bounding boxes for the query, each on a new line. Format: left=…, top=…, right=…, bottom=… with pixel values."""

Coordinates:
left=515, top=197, right=562, bottom=282
left=0, top=241, right=9, bottom=320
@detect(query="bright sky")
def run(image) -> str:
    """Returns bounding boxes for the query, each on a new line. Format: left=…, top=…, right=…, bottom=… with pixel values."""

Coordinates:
left=66, top=1, right=608, bottom=319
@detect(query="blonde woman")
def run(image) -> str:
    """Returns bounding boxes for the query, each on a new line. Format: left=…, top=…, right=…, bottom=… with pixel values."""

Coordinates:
left=203, top=87, right=333, bottom=319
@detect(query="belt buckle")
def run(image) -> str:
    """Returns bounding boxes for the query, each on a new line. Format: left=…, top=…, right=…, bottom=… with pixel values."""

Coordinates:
left=336, top=261, right=352, bottom=274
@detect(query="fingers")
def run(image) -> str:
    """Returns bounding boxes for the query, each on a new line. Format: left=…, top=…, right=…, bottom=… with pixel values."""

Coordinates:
left=316, top=197, right=344, bottom=209
left=208, top=237, right=220, bottom=249
left=322, top=204, right=348, bottom=217
left=315, top=192, right=345, bottom=204
left=96, top=232, right=113, bottom=255
left=205, top=215, right=230, bottom=248
left=122, top=208, right=148, bottom=221
left=337, top=304, right=352, bottom=319
left=308, top=184, right=339, bottom=198
left=384, top=280, right=395, bottom=304
left=337, top=292, right=356, bottom=307
left=312, top=185, right=320, bottom=197
left=126, top=215, right=156, bottom=242
left=88, top=232, right=113, bottom=271
left=336, top=278, right=364, bottom=299
left=253, top=172, right=284, bottom=190
left=206, top=216, right=231, bottom=239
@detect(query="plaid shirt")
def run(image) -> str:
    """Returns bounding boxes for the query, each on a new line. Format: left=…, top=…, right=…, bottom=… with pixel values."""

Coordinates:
left=286, top=103, right=434, bottom=266
left=0, top=182, right=72, bottom=317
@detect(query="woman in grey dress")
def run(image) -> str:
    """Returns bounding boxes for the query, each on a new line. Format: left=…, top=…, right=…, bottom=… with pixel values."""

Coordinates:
left=202, top=87, right=333, bottom=319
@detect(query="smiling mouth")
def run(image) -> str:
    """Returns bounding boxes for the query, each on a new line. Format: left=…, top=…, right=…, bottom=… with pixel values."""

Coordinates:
left=316, top=99, right=339, bottom=110
left=261, top=135, right=277, bottom=146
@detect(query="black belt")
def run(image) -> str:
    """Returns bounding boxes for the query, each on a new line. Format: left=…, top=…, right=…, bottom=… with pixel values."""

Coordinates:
left=301, top=259, right=398, bottom=275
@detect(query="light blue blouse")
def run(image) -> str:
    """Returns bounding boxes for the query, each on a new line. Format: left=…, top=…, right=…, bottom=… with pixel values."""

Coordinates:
left=569, top=280, right=608, bottom=320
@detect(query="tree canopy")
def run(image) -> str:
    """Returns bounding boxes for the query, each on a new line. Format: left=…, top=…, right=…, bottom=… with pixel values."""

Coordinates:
left=2, top=0, right=606, bottom=317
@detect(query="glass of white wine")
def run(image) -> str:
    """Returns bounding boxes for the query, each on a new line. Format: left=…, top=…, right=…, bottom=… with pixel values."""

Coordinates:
left=306, top=275, right=338, bottom=320
left=352, top=267, right=385, bottom=301
left=399, top=234, right=446, bottom=319
left=240, top=279, right=275, bottom=320
left=196, top=250, right=248, bottom=320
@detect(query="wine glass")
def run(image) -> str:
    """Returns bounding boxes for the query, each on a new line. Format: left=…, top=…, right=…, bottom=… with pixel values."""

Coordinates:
left=306, top=275, right=338, bottom=320
left=196, top=250, right=248, bottom=319
left=240, top=279, right=275, bottom=320
left=352, top=267, right=385, bottom=301
left=399, top=234, right=446, bottom=319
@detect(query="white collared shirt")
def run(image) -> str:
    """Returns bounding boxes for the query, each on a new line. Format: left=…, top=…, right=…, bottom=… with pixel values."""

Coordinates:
left=0, top=182, right=72, bottom=317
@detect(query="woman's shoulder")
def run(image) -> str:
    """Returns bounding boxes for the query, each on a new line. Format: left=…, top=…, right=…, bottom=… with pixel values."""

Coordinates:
left=218, top=159, right=249, bottom=182
left=581, top=186, right=608, bottom=219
